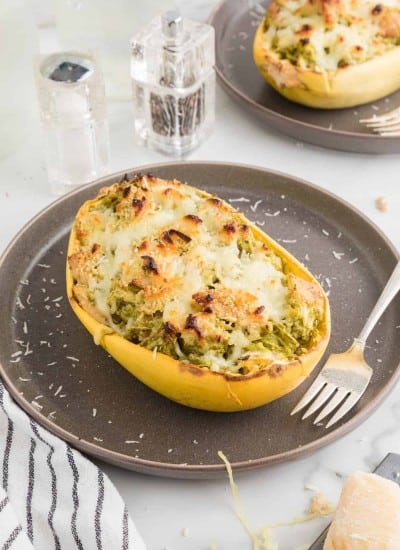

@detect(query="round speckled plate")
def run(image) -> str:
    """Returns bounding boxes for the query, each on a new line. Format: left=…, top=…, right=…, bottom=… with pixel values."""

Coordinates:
left=209, top=0, right=400, bottom=154
left=0, top=162, right=399, bottom=479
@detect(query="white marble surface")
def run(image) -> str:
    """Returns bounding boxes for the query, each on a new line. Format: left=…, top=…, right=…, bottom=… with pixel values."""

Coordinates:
left=1, top=2, right=400, bottom=549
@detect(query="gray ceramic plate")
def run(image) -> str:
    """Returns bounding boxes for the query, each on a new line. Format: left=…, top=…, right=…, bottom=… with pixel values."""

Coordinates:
left=0, top=162, right=399, bottom=479
left=209, top=0, right=400, bottom=154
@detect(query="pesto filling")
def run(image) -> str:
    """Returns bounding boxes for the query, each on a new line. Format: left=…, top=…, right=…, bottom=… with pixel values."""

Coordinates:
left=262, top=5, right=400, bottom=71
left=72, top=178, right=325, bottom=375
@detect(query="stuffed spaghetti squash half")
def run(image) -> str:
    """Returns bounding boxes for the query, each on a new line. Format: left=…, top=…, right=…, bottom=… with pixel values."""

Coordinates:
left=253, top=0, right=400, bottom=109
left=66, top=174, right=330, bottom=412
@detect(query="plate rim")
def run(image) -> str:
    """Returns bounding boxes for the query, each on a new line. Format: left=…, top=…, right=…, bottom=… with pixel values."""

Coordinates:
left=1, top=160, right=399, bottom=478
left=208, top=0, right=400, bottom=149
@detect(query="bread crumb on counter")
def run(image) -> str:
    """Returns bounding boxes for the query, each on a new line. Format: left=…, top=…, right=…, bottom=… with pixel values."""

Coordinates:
left=375, top=196, right=388, bottom=212
left=308, top=492, right=335, bottom=516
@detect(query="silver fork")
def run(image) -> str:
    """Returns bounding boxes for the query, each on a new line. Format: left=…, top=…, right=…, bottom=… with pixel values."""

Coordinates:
left=291, top=260, right=400, bottom=429
left=360, top=106, right=400, bottom=136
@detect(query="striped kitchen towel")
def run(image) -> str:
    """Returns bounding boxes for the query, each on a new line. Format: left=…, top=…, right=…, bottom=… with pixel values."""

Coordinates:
left=0, top=383, right=146, bottom=550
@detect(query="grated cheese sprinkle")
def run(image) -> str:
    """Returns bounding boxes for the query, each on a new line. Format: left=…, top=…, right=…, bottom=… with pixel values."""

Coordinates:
left=218, top=451, right=335, bottom=549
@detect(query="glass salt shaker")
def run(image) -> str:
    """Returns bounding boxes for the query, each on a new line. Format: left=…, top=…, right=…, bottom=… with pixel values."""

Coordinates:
left=130, top=10, right=215, bottom=157
left=35, top=52, right=110, bottom=195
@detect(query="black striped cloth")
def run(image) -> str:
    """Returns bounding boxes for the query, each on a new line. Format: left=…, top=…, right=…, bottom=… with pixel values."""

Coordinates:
left=0, top=383, right=146, bottom=549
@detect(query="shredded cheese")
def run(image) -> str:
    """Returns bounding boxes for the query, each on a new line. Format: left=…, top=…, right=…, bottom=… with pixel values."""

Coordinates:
left=218, top=451, right=268, bottom=550
left=93, top=326, right=114, bottom=346
left=218, top=451, right=335, bottom=550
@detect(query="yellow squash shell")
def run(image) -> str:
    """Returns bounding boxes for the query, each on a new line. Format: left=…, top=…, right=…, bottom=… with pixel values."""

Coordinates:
left=253, top=21, right=400, bottom=109
left=66, top=187, right=331, bottom=413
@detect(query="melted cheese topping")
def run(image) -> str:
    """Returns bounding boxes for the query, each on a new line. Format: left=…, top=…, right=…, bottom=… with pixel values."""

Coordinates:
left=263, top=0, right=400, bottom=71
left=69, top=175, right=324, bottom=373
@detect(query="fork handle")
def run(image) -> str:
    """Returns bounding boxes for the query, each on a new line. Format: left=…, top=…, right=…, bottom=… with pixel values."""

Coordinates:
left=357, top=260, right=400, bottom=344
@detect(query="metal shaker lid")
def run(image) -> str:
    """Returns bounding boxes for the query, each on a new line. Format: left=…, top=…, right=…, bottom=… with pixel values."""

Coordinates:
left=161, top=10, right=183, bottom=39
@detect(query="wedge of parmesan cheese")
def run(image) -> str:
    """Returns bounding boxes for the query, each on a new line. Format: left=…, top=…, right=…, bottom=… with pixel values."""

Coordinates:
left=324, top=471, right=400, bottom=550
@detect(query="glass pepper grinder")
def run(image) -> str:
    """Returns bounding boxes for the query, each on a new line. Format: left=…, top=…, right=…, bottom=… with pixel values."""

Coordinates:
left=130, top=9, right=215, bottom=157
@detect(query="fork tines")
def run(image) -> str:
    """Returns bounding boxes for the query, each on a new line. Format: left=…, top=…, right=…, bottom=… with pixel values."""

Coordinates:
left=360, top=106, right=400, bottom=136
left=291, top=369, right=370, bottom=429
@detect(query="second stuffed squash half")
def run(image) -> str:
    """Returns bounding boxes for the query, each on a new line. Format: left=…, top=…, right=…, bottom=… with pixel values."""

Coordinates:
left=253, top=0, right=400, bottom=109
